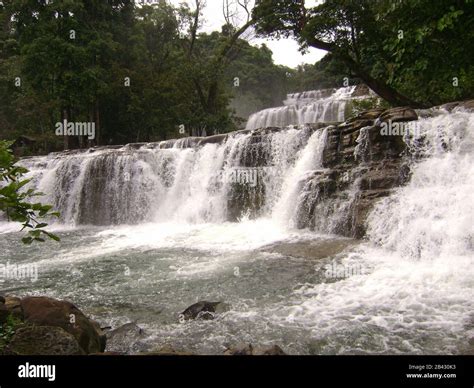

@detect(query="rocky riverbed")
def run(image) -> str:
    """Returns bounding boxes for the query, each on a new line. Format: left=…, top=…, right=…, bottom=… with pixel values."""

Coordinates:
left=0, top=295, right=286, bottom=355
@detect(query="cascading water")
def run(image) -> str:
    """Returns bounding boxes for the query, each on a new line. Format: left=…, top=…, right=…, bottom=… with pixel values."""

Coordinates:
left=271, top=109, right=474, bottom=354
left=245, top=86, right=364, bottom=130
left=1, top=96, right=473, bottom=354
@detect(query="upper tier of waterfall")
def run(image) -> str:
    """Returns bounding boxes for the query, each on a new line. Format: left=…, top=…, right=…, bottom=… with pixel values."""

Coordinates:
left=245, top=85, right=372, bottom=130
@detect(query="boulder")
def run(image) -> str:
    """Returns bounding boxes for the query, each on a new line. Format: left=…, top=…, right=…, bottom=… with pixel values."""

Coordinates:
left=223, top=343, right=254, bottom=355
left=3, top=296, right=22, bottom=319
left=224, top=344, right=286, bottom=356
left=20, top=296, right=105, bottom=354
left=4, top=326, right=84, bottom=355
left=106, top=322, right=144, bottom=353
left=0, top=303, right=9, bottom=324
left=180, top=301, right=229, bottom=320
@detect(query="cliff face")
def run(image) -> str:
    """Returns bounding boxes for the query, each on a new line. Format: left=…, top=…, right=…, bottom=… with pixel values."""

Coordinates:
left=298, top=108, right=414, bottom=238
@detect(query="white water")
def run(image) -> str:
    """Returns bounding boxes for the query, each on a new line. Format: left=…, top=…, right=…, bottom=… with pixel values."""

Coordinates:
left=265, top=111, right=474, bottom=354
left=245, top=86, right=361, bottom=130
left=1, top=100, right=473, bottom=354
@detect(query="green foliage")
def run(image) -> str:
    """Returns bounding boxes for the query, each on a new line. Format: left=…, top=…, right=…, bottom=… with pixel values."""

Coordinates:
left=287, top=53, right=360, bottom=91
left=348, top=97, right=390, bottom=117
left=0, top=140, right=60, bottom=243
left=0, top=0, right=307, bottom=148
left=0, top=313, right=23, bottom=351
left=253, top=0, right=474, bottom=107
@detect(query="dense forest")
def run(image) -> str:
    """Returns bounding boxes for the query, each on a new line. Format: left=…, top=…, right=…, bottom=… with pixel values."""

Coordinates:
left=0, top=0, right=472, bottom=154
left=0, top=0, right=349, bottom=154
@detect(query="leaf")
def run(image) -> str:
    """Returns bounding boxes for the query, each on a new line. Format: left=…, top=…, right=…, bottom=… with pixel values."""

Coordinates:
left=21, top=237, right=33, bottom=245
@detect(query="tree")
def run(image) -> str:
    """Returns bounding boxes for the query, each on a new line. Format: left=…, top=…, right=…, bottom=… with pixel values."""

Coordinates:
left=253, top=0, right=473, bottom=107
left=178, top=0, right=255, bottom=135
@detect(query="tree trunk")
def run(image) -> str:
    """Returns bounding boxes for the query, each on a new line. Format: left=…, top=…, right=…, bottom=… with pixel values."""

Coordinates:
left=305, top=37, right=428, bottom=108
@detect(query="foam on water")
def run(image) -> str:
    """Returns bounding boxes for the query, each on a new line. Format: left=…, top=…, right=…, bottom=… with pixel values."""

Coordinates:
left=264, top=111, right=474, bottom=354
left=1, top=97, right=473, bottom=354
left=245, top=86, right=360, bottom=130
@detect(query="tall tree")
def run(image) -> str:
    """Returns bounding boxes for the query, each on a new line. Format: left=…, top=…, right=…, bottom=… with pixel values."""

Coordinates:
left=252, top=0, right=473, bottom=107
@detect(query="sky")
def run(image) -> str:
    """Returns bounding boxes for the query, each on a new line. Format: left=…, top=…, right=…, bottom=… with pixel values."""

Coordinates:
left=167, top=0, right=326, bottom=68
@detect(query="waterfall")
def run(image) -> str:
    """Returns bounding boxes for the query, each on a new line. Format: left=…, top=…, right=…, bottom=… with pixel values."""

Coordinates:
left=4, top=93, right=473, bottom=356
left=12, top=90, right=473, bottom=259
left=245, top=86, right=362, bottom=130
left=19, top=126, right=325, bottom=226
left=366, top=110, right=474, bottom=260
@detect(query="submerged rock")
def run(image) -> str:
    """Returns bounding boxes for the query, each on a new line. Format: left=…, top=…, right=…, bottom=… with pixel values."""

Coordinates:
left=261, top=238, right=358, bottom=261
left=180, top=301, right=229, bottom=320
left=224, top=344, right=286, bottom=356
left=138, top=345, right=194, bottom=356
left=106, top=322, right=145, bottom=353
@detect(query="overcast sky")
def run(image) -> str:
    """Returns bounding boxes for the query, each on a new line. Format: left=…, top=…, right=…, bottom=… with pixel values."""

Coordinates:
left=167, top=0, right=326, bottom=68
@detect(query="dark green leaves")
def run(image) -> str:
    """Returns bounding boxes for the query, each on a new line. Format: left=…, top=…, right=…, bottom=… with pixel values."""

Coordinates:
left=0, top=141, right=60, bottom=244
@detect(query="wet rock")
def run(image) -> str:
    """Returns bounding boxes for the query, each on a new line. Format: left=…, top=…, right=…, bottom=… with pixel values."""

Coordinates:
left=20, top=296, right=105, bottom=354
left=261, top=238, right=358, bottom=261
left=351, top=84, right=371, bottom=97
left=198, top=134, right=228, bottom=146
left=106, top=322, right=145, bottom=353
left=4, top=326, right=84, bottom=355
left=3, top=296, right=23, bottom=319
left=348, top=108, right=384, bottom=122
left=379, top=107, right=418, bottom=123
left=224, top=344, right=286, bottom=355
left=224, top=343, right=254, bottom=355
left=139, top=345, right=194, bottom=356
left=459, top=99, right=474, bottom=111
left=0, top=295, right=5, bottom=304
left=180, top=301, right=229, bottom=320
left=0, top=303, right=9, bottom=324
left=441, top=99, right=474, bottom=112
left=253, top=345, right=286, bottom=355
